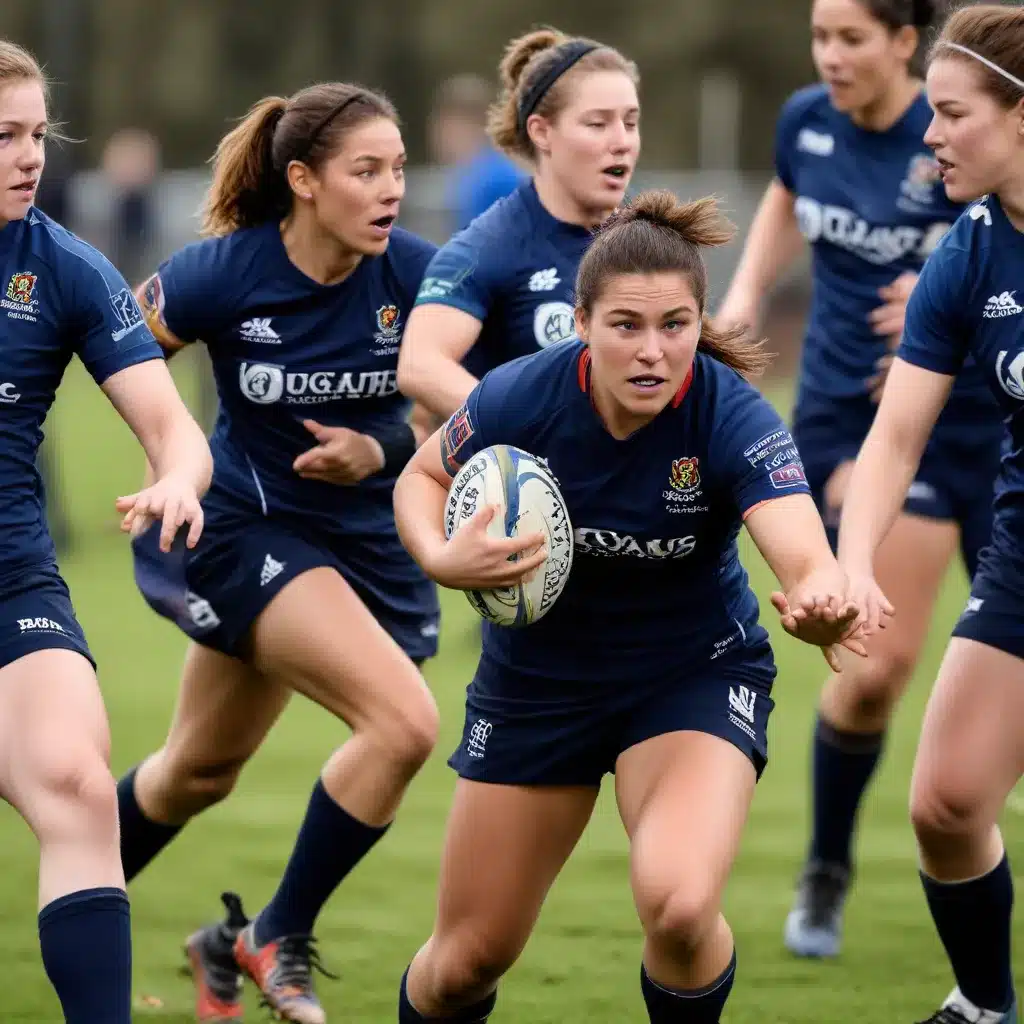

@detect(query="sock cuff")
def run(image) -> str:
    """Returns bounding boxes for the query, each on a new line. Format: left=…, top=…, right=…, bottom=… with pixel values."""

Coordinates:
left=39, top=887, right=129, bottom=929
left=642, top=948, right=737, bottom=999
left=816, top=716, right=886, bottom=754
left=314, top=777, right=393, bottom=836
left=920, top=853, right=1012, bottom=890
left=400, top=965, right=497, bottom=1022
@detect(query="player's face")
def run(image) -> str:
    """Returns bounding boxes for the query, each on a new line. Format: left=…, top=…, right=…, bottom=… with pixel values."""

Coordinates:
left=925, top=57, right=1024, bottom=204
left=307, top=116, right=406, bottom=256
left=811, top=0, right=914, bottom=115
left=577, top=271, right=701, bottom=429
left=545, top=71, right=640, bottom=220
left=0, top=78, right=46, bottom=227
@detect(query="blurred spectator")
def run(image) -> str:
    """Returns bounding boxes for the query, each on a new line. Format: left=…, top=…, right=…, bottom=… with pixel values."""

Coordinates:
left=429, top=73, right=525, bottom=234
left=100, top=128, right=161, bottom=284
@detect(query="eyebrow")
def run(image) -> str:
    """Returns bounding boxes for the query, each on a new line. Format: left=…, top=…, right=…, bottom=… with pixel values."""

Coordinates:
left=351, top=152, right=406, bottom=163
left=607, top=304, right=693, bottom=317
left=0, top=120, right=48, bottom=130
left=582, top=106, right=640, bottom=117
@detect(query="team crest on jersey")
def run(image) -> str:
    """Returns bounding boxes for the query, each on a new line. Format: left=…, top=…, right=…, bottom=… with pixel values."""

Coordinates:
left=373, top=304, right=402, bottom=355
left=899, top=153, right=941, bottom=208
left=376, top=304, right=400, bottom=336
left=2, top=271, right=39, bottom=322
left=6, top=272, right=36, bottom=304
left=669, top=457, right=701, bottom=494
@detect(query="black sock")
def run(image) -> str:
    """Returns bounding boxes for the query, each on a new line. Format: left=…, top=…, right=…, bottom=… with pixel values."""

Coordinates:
left=641, top=951, right=737, bottom=1023
left=922, top=855, right=1015, bottom=1014
left=254, top=778, right=389, bottom=944
left=398, top=966, right=497, bottom=1022
left=117, top=765, right=182, bottom=883
left=39, top=887, right=132, bottom=1024
left=809, top=716, right=885, bottom=869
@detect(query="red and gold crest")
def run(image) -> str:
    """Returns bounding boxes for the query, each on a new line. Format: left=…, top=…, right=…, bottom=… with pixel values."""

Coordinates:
left=376, top=304, right=400, bottom=335
left=6, top=271, right=37, bottom=305
left=670, top=456, right=701, bottom=493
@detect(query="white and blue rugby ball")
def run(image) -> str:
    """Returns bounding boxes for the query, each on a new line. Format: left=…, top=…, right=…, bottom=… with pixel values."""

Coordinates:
left=444, top=445, right=573, bottom=627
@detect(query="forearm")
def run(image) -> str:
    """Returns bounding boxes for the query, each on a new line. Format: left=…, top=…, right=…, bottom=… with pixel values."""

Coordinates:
left=837, top=424, right=921, bottom=573
left=144, top=413, right=213, bottom=498
left=393, top=468, right=450, bottom=573
left=401, top=354, right=479, bottom=420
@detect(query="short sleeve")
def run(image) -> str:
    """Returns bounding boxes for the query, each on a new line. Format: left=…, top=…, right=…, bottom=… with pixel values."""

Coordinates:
left=709, top=375, right=811, bottom=514
left=439, top=359, right=525, bottom=475
left=71, top=252, right=163, bottom=386
left=897, top=245, right=970, bottom=377
left=773, top=92, right=804, bottom=192
left=157, top=238, right=228, bottom=343
left=414, top=230, right=501, bottom=323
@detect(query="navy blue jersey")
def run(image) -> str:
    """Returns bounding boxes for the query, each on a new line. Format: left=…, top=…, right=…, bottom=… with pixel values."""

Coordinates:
left=900, top=194, right=1024, bottom=583
left=441, top=341, right=811, bottom=685
left=414, top=180, right=590, bottom=376
left=0, top=207, right=161, bottom=584
left=776, top=85, right=996, bottom=428
left=155, top=223, right=436, bottom=542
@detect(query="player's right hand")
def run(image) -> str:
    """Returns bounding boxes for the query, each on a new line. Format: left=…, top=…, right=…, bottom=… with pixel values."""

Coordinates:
left=427, top=505, right=547, bottom=591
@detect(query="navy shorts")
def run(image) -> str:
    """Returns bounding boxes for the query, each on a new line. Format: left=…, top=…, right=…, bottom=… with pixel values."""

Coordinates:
left=793, top=398, right=999, bottom=578
left=0, top=571, right=94, bottom=672
left=449, top=645, right=777, bottom=786
left=951, top=546, right=1024, bottom=660
left=132, top=515, right=440, bottom=663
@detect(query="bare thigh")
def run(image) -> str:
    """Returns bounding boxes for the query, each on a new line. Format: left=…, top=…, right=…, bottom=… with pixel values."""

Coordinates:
left=410, top=779, right=597, bottom=1012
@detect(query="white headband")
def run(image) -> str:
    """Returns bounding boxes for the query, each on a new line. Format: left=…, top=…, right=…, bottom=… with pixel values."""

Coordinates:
left=941, top=42, right=1024, bottom=93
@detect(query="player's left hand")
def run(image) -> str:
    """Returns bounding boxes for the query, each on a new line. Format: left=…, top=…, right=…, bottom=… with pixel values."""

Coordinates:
left=770, top=572, right=867, bottom=672
left=293, top=419, right=385, bottom=485
left=868, top=270, right=917, bottom=341
left=115, top=473, right=204, bottom=552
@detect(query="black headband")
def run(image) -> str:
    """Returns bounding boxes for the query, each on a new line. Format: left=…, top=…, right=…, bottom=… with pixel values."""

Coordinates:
left=516, top=41, right=600, bottom=134
left=296, top=92, right=366, bottom=161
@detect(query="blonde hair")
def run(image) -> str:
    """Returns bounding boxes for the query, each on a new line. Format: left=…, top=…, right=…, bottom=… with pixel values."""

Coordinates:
left=487, top=28, right=638, bottom=161
left=577, top=190, right=772, bottom=379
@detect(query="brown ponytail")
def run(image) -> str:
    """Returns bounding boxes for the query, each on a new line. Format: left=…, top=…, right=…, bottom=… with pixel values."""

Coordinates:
left=576, top=190, right=772, bottom=379
left=200, top=83, right=399, bottom=237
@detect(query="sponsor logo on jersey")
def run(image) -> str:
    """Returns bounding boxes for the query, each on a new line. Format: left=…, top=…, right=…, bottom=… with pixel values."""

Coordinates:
left=574, top=527, right=697, bottom=560
left=237, top=361, right=398, bottom=405
left=533, top=301, right=575, bottom=348
left=984, top=292, right=1023, bottom=319
left=796, top=128, right=834, bottom=157
left=110, top=287, right=145, bottom=342
left=996, top=349, right=1024, bottom=400
left=528, top=267, right=561, bottom=292
left=794, top=196, right=950, bottom=265
left=239, top=317, right=281, bottom=343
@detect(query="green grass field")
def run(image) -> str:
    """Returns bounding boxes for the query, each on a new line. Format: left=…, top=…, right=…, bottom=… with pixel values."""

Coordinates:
left=2, top=355, right=1020, bottom=1022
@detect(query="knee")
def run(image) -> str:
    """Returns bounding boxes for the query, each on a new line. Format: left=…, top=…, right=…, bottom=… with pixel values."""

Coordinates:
left=638, top=881, right=721, bottom=957
left=31, top=753, right=119, bottom=838
left=910, top=772, right=986, bottom=849
left=429, top=929, right=519, bottom=1002
left=370, top=686, right=440, bottom=774
left=841, top=645, right=918, bottom=719
left=150, top=748, right=247, bottom=814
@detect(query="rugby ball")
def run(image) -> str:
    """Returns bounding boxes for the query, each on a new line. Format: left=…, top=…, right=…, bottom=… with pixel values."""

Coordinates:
left=444, top=445, right=573, bottom=627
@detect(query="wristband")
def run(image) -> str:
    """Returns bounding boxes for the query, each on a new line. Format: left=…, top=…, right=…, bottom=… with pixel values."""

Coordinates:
left=371, top=422, right=417, bottom=471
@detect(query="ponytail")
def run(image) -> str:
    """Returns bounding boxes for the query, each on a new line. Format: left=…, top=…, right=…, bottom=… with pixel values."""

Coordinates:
left=200, top=96, right=289, bottom=237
